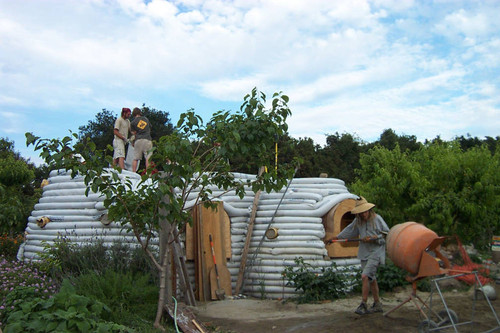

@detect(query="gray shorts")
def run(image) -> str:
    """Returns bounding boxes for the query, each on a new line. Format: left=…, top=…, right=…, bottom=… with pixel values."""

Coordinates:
left=134, top=139, right=153, bottom=160
left=360, top=257, right=380, bottom=281
left=113, top=138, right=126, bottom=159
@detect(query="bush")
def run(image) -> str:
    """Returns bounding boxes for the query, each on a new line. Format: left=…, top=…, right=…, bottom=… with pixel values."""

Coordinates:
left=39, top=237, right=157, bottom=284
left=0, top=255, right=59, bottom=327
left=35, top=239, right=165, bottom=331
left=376, top=259, right=408, bottom=292
left=3, top=280, right=132, bottom=333
left=70, top=270, right=159, bottom=329
left=0, top=234, right=23, bottom=259
left=282, top=257, right=358, bottom=303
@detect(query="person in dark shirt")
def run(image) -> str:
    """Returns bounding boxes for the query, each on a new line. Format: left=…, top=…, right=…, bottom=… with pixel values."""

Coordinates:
left=130, top=107, right=152, bottom=172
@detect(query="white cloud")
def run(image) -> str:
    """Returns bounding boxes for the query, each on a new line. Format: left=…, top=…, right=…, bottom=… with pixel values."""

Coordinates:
left=0, top=0, right=499, bottom=162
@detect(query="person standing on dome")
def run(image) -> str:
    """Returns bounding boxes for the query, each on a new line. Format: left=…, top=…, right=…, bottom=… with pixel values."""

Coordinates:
left=113, top=107, right=131, bottom=169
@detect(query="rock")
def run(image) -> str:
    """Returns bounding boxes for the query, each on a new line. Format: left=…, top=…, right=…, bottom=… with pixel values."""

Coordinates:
left=473, top=284, right=497, bottom=301
left=464, top=244, right=478, bottom=258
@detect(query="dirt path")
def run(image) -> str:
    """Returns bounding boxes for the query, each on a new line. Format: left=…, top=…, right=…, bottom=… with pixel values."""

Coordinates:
left=193, top=283, right=500, bottom=333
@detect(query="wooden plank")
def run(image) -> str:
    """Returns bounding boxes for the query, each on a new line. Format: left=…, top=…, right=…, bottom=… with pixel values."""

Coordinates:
left=199, top=202, right=232, bottom=299
left=235, top=166, right=265, bottom=295
left=209, top=263, right=232, bottom=300
left=193, top=205, right=205, bottom=301
left=198, top=205, right=210, bottom=302
left=185, top=219, right=194, bottom=260
left=164, top=302, right=207, bottom=333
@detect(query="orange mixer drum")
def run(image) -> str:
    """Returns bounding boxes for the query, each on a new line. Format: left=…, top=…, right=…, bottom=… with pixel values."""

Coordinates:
left=386, top=222, right=439, bottom=275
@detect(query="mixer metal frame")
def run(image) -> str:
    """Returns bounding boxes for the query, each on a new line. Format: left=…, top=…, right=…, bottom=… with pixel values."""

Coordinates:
left=384, top=272, right=500, bottom=332
left=423, top=272, right=500, bottom=333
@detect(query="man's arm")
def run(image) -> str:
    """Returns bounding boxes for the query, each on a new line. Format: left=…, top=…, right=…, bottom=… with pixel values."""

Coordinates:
left=114, top=128, right=127, bottom=141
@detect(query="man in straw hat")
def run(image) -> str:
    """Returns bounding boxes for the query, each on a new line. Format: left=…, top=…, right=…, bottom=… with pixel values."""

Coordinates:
left=326, top=196, right=389, bottom=315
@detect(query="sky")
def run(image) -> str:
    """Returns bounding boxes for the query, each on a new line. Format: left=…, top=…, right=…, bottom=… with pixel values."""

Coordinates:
left=1, top=0, right=499, bottom=165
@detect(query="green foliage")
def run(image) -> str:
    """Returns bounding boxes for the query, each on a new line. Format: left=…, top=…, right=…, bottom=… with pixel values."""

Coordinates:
left=1, top=286, right=43, bottom=326
left=320, top=132, right=366, bottom=183
left=410, top=143, right=500, bottom=245
left=351, top=144, right=421, bottom=225
left=376, top=259, right=408, bottom=292
left=78, top=109, right=117, bottom=152
left=2, top=243, right=163, bottom=332
left=0, top=155, right=34, bottom=186
left=376, top=129, right=422, bottom=152
left=0, top=255, right=59, bottom=327
left=351, top=141, right=500, bottom=249
left=0, top=234, right=23, bottom=259
left=140, top=105, right=175, bottom=141
left=3, top=280, right=132, bottom=333
left=0, top=138, right=40, bottom=234
left=282, top=257, right=357, bottom=304
left=38, top=238, right=156, bottom=283
left=70, top=270, right=159, bottom=329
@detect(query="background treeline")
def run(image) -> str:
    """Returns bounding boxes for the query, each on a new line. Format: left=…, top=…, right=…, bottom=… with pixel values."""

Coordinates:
left=1, top=107, right=499, bottom=249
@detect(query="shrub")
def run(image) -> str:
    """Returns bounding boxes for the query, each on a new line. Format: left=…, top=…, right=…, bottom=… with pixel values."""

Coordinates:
left=376, top=259, right=408, bottom=292
left=70, top=270, right=159, bottom=329
left=3, top=280, right=132, bottom=332
left=39, top=237, right=157, bottom=284
left=0, top=255, right=59, bottom=327
left=35, top=239, right=164, bottom=331
left=282, top=257, right=358, bottom=303
left=0, top=234, right=23, bottom=259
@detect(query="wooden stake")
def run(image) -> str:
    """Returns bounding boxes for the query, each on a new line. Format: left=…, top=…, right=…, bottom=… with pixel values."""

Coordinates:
left=235, top=166, right=265, bottom=294
left=192, top=319, right=206, bottom=333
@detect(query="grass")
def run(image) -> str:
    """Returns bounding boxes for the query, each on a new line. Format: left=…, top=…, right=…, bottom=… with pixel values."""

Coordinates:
left=0, top=236, right=173, bottom=332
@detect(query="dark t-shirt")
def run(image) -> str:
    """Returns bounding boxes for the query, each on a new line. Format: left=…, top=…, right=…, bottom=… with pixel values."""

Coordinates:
left=131, top=116, right=152, bottom=141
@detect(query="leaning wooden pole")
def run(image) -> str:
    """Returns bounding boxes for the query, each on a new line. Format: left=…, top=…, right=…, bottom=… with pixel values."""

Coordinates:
left=234, top=166, right=265, bottom=295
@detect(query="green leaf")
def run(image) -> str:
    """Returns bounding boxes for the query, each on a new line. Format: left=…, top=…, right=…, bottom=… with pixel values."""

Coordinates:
left=4, top=321, right=24, bottom=333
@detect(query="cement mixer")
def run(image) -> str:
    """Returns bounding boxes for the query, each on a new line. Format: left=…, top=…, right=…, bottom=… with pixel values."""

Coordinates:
left=386, top=221, right=450, bottom=281
left=383, top=222, right=500, bottom=333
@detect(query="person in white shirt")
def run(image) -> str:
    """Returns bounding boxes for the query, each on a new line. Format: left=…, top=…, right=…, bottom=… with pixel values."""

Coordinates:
left=113, top=107, right=131, bottom=169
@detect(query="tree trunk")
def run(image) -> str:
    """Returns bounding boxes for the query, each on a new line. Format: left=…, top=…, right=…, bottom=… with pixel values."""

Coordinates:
left=154, top=195, right=172, bottom=329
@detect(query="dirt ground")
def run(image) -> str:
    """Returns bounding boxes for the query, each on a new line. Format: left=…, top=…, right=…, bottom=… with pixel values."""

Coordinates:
left=193, top=282, right=500, bottom=333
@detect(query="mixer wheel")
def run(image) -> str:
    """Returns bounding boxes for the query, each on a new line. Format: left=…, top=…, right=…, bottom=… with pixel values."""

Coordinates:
left=418, top=319, right=439, bottom=333
left=438, top=309, right=458, bottom=325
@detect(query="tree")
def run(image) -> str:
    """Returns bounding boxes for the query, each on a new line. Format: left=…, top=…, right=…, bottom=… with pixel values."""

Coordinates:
left=27, top=88, right=297, bottom=330
left=78, top=109, right=116, bottom=151
left=0, top=138, right=40, bottom=234
left=140, top=105, right=175, bottom=141
left=351, top=141, right=500, bottom=249
left=456, top=134, right=500, bottom=155
left=350, top=144, right=422, bottom=225
left=410, top=142, right=500, bottom=247
left=373, top=128, right=421, bottom=153
left=288, top=136, right=322, bottom=178
left=320, top=132, right=365, bottom=184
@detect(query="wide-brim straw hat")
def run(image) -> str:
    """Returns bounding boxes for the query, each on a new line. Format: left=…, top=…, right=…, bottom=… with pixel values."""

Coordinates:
left=351, top=196, right=375, bottom=214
